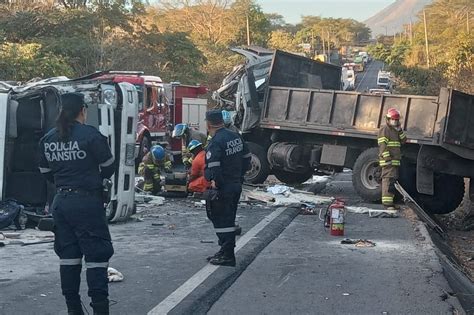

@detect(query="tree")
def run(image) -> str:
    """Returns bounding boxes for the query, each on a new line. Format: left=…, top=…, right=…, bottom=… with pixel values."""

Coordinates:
left=268, top=30, right=297, bottom=52
left=0, top=42, right=73, bottom=81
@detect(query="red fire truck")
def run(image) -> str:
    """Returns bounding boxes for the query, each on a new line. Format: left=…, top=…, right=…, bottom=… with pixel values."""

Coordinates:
left=90, top=71, right=208, bottom=163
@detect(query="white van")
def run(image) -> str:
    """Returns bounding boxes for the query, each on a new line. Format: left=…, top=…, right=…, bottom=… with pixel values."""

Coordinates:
left=377, top=71, right=391, bottom=89
left=341, top=68, right=355, bottom=91
left=0, top=78, right=138, bottom=222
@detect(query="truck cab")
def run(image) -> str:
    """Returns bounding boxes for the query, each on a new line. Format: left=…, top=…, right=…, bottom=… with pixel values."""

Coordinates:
left=0, top=78, right=138, bottom=222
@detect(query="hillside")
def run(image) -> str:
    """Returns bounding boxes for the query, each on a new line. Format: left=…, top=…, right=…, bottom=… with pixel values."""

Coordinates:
left=364, top=0, right=433, bottom=36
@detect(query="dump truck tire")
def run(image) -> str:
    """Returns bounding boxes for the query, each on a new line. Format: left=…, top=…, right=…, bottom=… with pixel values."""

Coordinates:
left=415, top=174, right=464, bottom=214
left=352, top=147, right=381, bottom=202
left=245, top=142, right=270, bottom=184
left=398, top=164, right=464, bottom=214
left=273, top=170, right=312, bottom=185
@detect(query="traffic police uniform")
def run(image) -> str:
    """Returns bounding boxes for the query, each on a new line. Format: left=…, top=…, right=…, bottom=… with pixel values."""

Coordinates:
left=204, top=110, right=251, bottom=266
left=38, top=93, right=115, bottom=314
left=378, top=120, right=407, bottom=207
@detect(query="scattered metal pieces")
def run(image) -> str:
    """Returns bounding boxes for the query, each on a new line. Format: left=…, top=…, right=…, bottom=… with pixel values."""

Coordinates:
left=341, top=238, right=376, bottom=247
left=300, top=206, right=317, bottom=215
left=369, top=210, right=399, bottom=218
left=342, top=293, right=350, bottom=296
left=200, top=240, right=214, bottom=244
left=21, top=240, right=54, bottom=246
left=151, top=223, right=165, bottom=227
left=2, top=233, right=20, bottom=239
left=168, top=224, right=176, bottom=230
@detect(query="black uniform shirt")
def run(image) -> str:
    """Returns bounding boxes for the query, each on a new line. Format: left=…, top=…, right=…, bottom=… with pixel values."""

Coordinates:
left=38, top=122, right=114, bottom=191
left=204, top=128, right=251, bottom=189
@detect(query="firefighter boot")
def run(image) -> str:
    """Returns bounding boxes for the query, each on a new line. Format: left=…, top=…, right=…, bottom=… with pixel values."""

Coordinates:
left=209, top=250, right=236, bottom=267
left=206, top=248, right=224, bottom=262
left=90, top=300, right=109, bottom=315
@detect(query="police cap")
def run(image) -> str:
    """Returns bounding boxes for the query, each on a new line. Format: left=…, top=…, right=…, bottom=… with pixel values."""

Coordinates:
left=61, top=92, right=87, bottom=111
left=206, top=109, right=224, bottom=126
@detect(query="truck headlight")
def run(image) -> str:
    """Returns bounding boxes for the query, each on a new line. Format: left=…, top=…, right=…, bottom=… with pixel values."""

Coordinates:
left=103, top=89, right=117, bottom=105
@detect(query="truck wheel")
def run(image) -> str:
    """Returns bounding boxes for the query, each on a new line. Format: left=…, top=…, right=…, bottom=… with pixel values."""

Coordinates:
left=415, top=174, right=464, bottom=214
left=273, top=170, right=313, bottom=185
left=398, top=165, right=464, bottom=214
left=245, top=142, right=270, bottom=184
left=352, top=147, right=381, bottom=202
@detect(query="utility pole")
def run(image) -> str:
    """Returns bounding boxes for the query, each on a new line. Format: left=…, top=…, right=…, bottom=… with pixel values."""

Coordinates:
left=468, top=11, right=470, bottom=34
left=322, top=31, right=326, bottom=57
left=423, top=10, right=430, bottom=68
left=246, top=13, right=251, bottom=46
left=409, top=20, right=413, bottom=45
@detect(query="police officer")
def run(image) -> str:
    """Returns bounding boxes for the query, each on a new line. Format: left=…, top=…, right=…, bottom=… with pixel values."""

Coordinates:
left=38, top=93, right=115, bottom=315
left=204, top=110, right=251, bottom=266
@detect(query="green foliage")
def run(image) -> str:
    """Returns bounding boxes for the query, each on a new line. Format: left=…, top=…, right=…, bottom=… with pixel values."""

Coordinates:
left=0, top=42, right=73, bottom=81
left=268, top=30, right=297, bottom=52
left=373, top=0, right=473, bottom=94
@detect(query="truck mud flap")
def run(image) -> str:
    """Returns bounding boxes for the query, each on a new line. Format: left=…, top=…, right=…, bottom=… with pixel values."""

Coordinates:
left=395, top=182, right=446, bottom=238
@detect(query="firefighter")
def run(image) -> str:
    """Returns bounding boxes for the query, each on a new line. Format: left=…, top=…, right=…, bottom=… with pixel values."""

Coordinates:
left=38, top=93, right=115, bottom=315
left=222, top=110, right=239, bottom=133
left=187, top=140, right=210, bottom=194
left=204, top=110, right=251, bottom=266
left=378, top=108, right=407, bottom=210
left=172, top=123, right=207, bottom=167
left=138, top=145, right=172, bottom=195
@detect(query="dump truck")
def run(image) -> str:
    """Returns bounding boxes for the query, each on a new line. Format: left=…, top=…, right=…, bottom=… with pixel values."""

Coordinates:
left=213, top=48, right=474, bottom=215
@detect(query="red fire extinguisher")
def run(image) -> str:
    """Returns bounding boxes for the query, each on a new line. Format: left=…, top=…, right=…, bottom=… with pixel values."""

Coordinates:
left=325, top=199, right=345, bottom=236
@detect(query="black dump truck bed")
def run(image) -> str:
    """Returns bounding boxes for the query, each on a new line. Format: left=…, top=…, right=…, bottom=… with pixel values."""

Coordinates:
left=260, top=52, right=474, bottom=160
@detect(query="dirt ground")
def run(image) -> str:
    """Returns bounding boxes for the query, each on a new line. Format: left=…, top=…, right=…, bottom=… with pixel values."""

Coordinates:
left=437, top=199, right=474, bottom=282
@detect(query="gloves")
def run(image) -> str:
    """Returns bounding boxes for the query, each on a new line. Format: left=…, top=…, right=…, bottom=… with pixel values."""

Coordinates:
left=204, top=188, right=219, bottom=201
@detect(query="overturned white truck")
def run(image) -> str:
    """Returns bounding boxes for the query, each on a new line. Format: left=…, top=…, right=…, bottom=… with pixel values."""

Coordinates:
left=0, top=76, right=138, bottom=222
left=214, top=47, right=474, bottom=215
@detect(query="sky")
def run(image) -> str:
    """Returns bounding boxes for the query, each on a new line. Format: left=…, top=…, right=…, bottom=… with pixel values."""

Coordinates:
left=257, top=0, right=395, bottom=23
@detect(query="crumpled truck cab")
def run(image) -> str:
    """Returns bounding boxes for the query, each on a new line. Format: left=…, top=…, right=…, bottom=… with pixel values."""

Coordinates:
left=0, top=78, right=138, bottom=222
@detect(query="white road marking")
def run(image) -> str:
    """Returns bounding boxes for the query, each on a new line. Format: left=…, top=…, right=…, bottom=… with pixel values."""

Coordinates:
left=147, top=207, right=288, bottom=315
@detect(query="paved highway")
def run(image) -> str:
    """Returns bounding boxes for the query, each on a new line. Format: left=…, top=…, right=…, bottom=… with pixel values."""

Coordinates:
left=355, top=60, right=385, bottom=92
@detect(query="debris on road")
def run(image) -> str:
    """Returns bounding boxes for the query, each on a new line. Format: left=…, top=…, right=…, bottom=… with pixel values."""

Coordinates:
left=300, top=206, right=317, bottom=215
left=0, top=230, right=54, bottom=247
left=341, top=238, right=376, bottom=247
left=242, top=187, right=333, bottom=207
left=151, top=223, right=165, bottom=227
left=108, top=267, right=124, bottom=282
left=266, top=185, right=290, bottom=195
left=369, top=209, right=399, bottom=218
